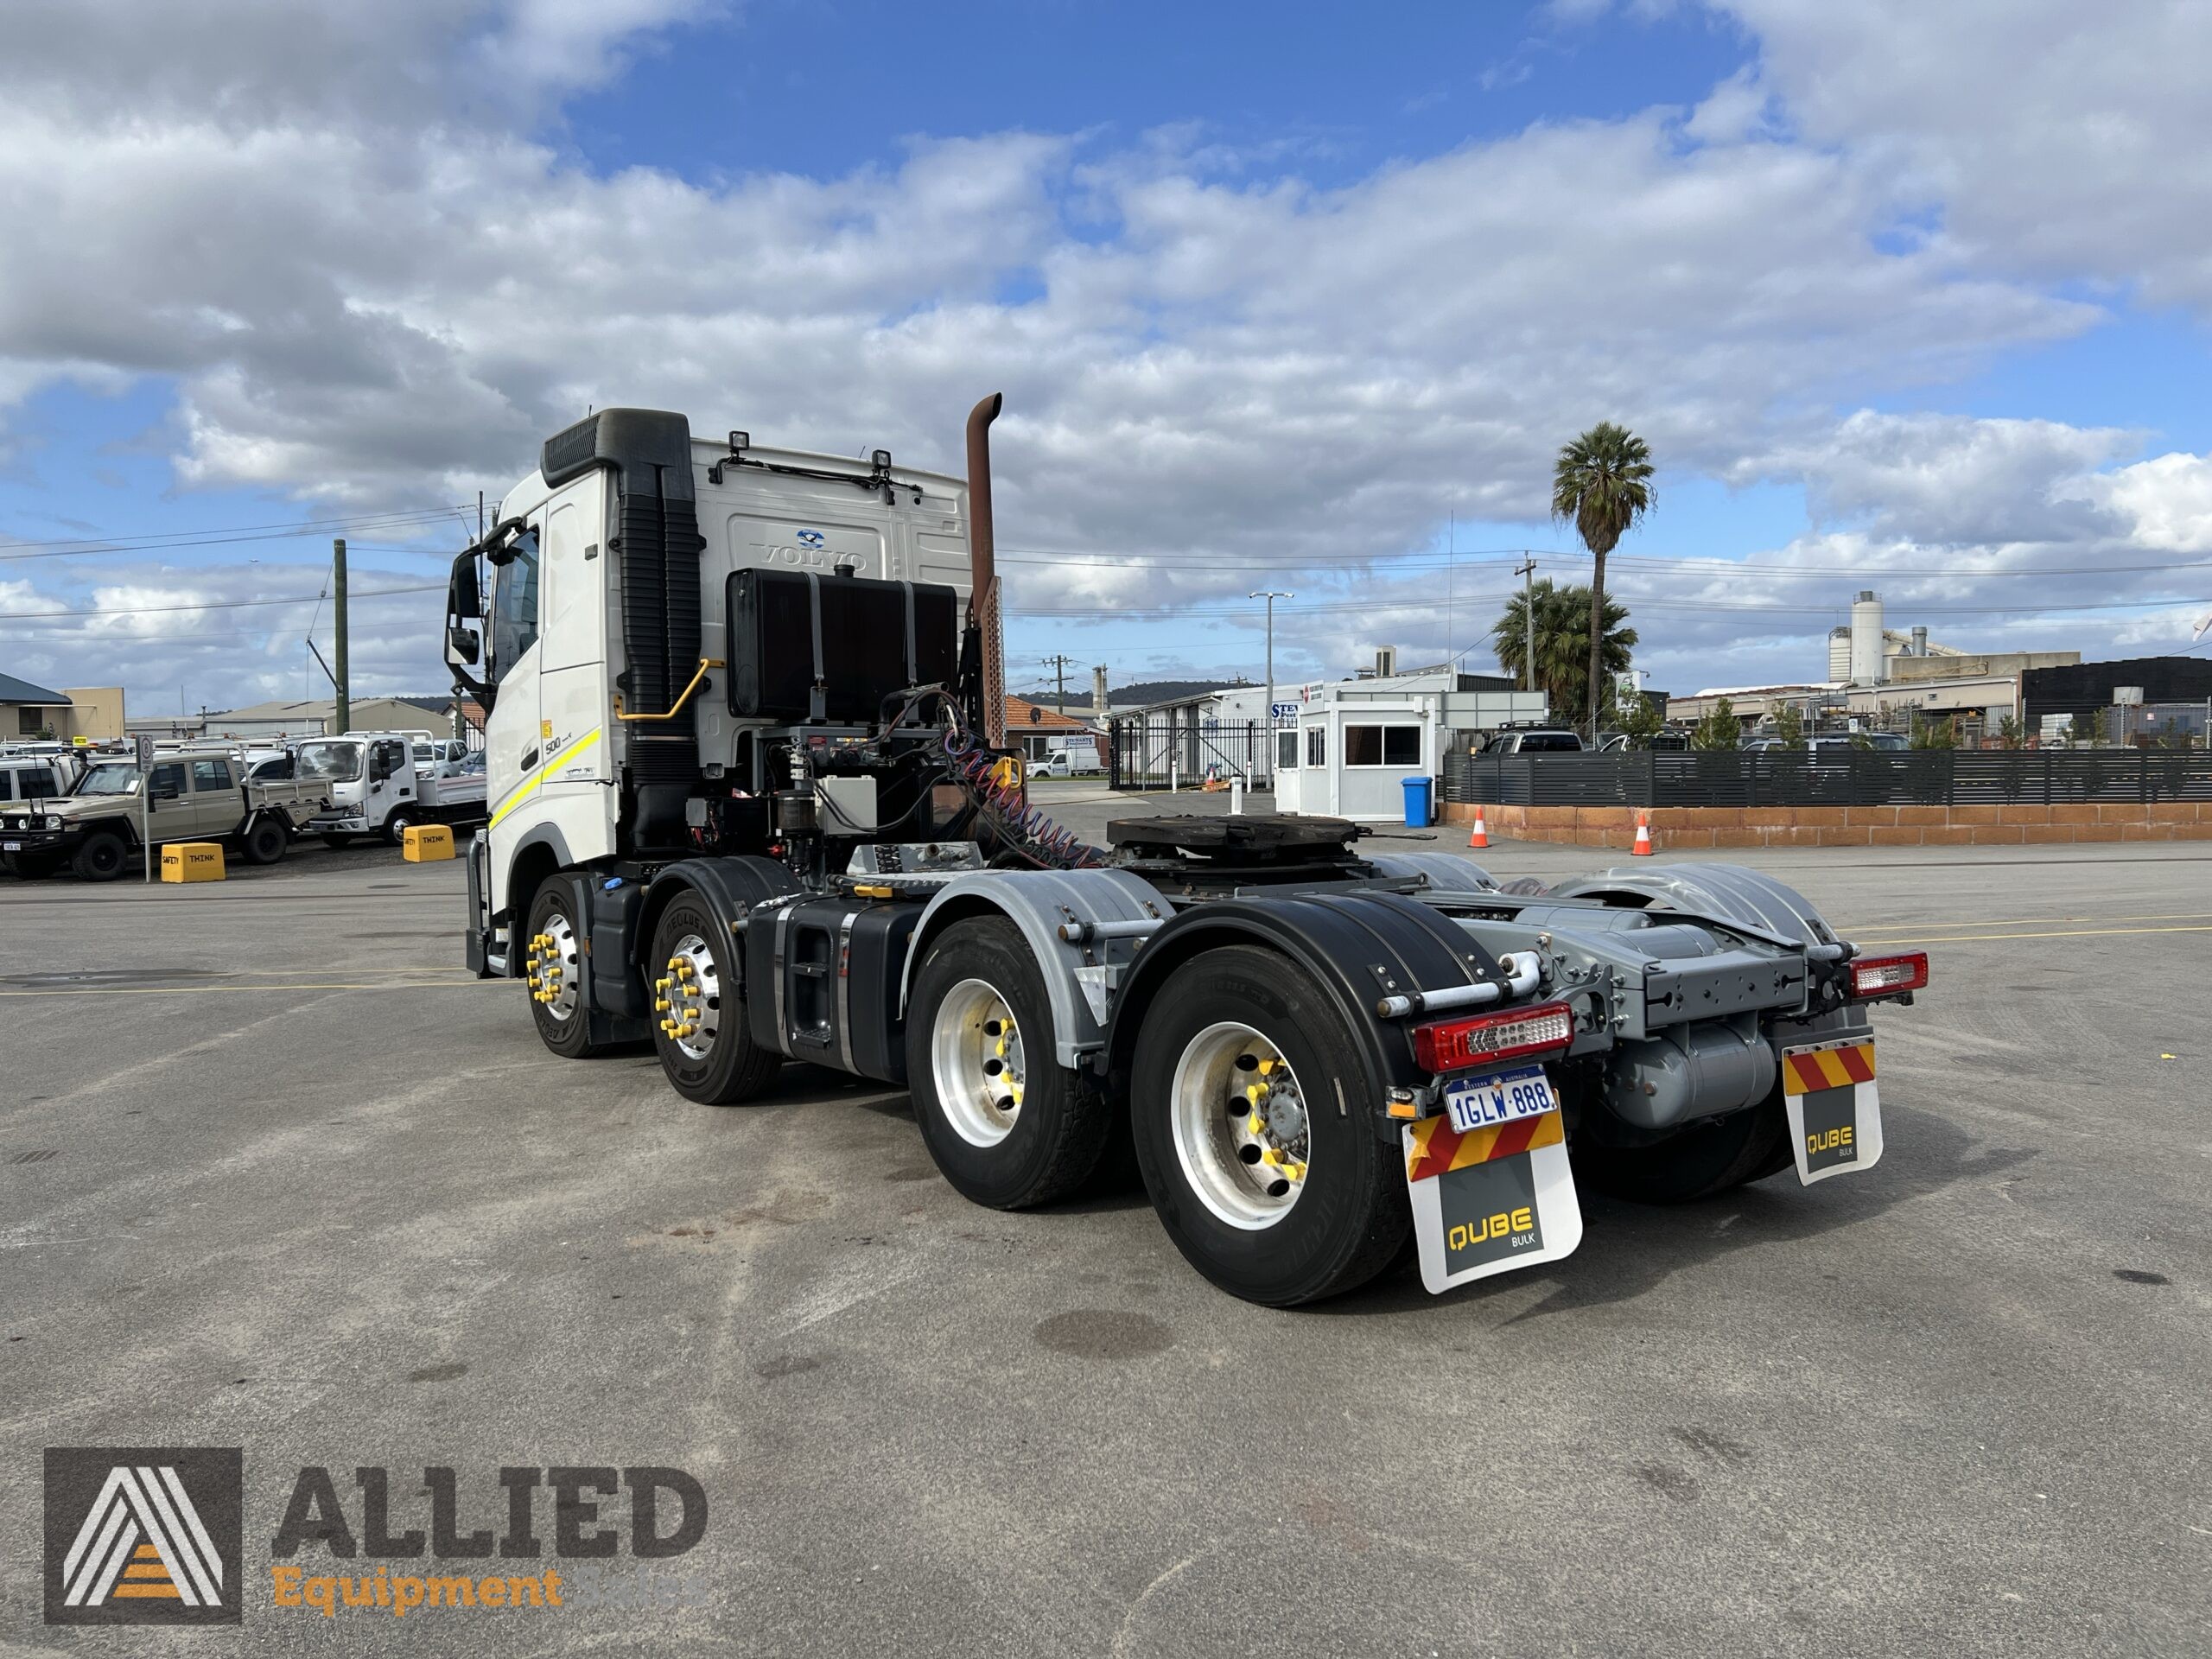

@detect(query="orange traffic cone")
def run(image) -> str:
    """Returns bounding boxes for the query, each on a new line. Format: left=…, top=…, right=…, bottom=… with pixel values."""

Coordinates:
left=1468, top=807, right=1489, bottom=849
left=1631, top=809, right=1654, bottom=856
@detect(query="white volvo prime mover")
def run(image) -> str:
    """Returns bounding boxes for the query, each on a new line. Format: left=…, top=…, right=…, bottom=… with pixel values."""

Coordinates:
left=445, top=397, right=1927, bottom=1305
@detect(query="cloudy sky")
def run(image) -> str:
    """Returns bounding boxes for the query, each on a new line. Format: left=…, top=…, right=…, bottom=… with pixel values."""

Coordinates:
left=2, top=0, right=2209, bottom=714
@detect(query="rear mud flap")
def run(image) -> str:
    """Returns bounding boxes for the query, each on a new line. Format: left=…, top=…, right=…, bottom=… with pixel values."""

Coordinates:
left=1782, top=1039, right=1885, bottom=1185
left=1403, top=1112, right=1583, bottom=1294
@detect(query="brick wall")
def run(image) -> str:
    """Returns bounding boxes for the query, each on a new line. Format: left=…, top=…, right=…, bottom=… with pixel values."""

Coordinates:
left=1440, top=801, right=2212, bottom=849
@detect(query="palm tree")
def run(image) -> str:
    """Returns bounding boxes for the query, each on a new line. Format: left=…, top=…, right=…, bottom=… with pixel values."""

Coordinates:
left=1491, top=581, right=1636, bottom=726
left=1552, top=423, right=1656, bottom=741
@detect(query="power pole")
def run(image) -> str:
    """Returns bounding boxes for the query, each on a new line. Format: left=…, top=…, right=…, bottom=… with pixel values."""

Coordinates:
left=333, top=537, right=350, bottom=736
left=1249, top=589, right=1294, bottom=760
left=1039, top=652, right=1077, bottom=716
left=1514, top=556, right=1538, bottom=700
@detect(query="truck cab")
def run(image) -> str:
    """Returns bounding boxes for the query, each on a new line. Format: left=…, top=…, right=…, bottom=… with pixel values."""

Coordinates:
left=300, top=732, right=486, bottom=847
left=448, top=410, right=982, bottom=973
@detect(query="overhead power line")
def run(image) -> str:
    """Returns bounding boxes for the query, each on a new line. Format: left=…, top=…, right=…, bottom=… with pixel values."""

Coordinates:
left=0, top=506, right=473, bottom=563
left=0, top=584, right=441, bottom=622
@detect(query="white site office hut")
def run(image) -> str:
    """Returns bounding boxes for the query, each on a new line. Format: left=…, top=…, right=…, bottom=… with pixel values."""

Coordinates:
left=1274, top=699, right=1435, bottom=822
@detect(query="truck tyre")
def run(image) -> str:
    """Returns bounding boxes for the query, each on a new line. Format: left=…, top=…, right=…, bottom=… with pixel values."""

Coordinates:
left=648, top=893, right=781, bottom=1105
left=241, top=817, right=289, bottom=866
left=906, top=916, right=1113, bottom=1209
left=3, top=851, right=59, bottom=879
left=72, top=830, right=130, bottom=882
left=1129, top=944, right=1409, bottom=1306
left=1572, top=1096, right=1790, bottom=1205
left=383, top=809, right=415, bottom=847
left=524, top=879, right=607, bottom=1059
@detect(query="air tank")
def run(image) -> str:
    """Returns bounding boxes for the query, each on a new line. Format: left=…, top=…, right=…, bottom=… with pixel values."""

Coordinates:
left=1850, top=591, right=1885, bottom=684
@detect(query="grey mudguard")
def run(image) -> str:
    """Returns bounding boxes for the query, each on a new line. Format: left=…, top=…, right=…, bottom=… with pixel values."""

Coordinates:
left=1547, top=862, right=1843, bottom=951
left=1363, top=851, right=1500, bottom=893
left=900, top=868, right=1167, bottom=1068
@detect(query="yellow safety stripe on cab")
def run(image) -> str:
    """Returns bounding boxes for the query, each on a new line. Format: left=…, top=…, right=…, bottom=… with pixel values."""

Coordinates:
left=487, top=728, right=603, bottom=830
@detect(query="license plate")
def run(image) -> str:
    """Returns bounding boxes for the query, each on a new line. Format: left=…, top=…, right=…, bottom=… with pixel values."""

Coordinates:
left=1444, top=1065, right=1557, bottom=1135
left=2, top=841, right=18, bottom=852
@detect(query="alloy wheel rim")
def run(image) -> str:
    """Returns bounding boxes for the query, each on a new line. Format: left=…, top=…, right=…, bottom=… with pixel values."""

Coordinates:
left=931, top=977, right=1025, bottom=1147
left=1170, top=1021, right=1312, bottom=1230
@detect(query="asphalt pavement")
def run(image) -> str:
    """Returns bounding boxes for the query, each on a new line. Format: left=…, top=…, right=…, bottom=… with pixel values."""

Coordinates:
left=1, top=808, right=2207, bottom=1656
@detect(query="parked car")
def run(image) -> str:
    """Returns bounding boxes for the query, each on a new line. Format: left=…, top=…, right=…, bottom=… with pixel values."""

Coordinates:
left=1478, top=728, right=1585, bottom=754
left=0, top=749, right=330, bottom=880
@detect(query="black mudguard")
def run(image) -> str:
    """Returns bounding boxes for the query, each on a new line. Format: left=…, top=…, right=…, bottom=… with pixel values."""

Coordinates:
left=1105, top=890, right=1505, bottom=1140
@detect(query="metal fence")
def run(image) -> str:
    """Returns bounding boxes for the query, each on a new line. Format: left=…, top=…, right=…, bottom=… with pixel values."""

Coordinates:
left=1441, top=748, right=2212, bottom=808
left=1109, top=716, right=1271, bottom=791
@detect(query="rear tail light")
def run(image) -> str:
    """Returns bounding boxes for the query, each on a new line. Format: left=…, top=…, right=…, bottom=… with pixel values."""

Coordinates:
left=1412, top=999, right=1575, bottom=1074
left=1848, top=951, right=1928, bottom=999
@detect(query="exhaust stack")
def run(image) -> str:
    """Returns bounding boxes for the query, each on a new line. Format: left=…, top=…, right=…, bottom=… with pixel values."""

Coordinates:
left=965, top=393, right=1007, bottom=746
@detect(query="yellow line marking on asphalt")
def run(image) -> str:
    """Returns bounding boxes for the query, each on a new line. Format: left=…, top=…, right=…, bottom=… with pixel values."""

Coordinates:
left=1839, top=910, right=2212, bottom=931
left=1851, top=925, right=2212, bottom=945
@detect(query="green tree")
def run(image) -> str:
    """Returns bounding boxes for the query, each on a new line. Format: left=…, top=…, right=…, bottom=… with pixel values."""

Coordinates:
left=1995, top=712, right=2025, bottom=750
left=1490, top=581, right=1636, bottom=728
left=1619, top=689, right=1666, bottom=749
left=1552, top=423, right=1656, bottom=742
left=1690, top=697, right=1739, bottom=751
left=1909, top=712, right=1958, bottom=750
left=1771, top=703, right=1807, bottom=752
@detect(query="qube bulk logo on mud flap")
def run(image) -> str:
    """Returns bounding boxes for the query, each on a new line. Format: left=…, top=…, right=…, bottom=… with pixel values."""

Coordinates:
left=43, top=1447, right=245, bottom=1626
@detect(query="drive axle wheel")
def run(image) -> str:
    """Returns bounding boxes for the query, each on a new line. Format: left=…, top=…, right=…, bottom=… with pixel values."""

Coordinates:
left=647, top=893, right=780, bottom=1105
left=1573, top=1094, right=1791, bottom=1204
left=1131, top=945, right=1408, bottom=1306
left=524, top=880, right=603, bottom=1058
left=906, top=916, right=1112, bottom=1209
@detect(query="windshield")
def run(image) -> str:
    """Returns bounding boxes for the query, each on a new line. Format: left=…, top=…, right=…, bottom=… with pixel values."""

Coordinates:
left=296, top=741, right=364, bottom=782
left=78, top=762, right=140, bottom=795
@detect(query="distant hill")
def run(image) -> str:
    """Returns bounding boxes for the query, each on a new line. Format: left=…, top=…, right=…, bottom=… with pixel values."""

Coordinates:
left=1011, top=677, right=1243, bottom=708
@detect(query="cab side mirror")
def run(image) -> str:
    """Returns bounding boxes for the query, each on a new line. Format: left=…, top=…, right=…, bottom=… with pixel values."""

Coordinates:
left=448, top=550, right=480, bottom=617
left=448, top=624, right=480, bottom=664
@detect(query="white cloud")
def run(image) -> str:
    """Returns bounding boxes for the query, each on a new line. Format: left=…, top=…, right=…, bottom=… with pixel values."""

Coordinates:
left=1714, top=0, right=2212, bottom=312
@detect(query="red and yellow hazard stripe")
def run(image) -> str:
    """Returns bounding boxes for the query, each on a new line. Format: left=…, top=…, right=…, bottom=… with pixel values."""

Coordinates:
left=1784, top=1042, right=1875, bottom=1096
left=1406, top=1109, right=1562, bottom=1183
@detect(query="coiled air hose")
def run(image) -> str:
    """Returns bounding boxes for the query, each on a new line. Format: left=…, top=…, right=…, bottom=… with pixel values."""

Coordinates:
left=942, top=727, right=1100, bottom=869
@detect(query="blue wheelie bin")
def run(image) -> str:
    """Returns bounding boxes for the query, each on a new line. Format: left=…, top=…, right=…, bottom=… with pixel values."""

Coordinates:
left=1401, top=775, right=1433, bottom=829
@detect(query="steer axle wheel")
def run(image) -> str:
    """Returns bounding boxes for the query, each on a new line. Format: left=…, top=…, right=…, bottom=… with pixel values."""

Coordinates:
left=648, top=894, right=781, bottom=1105
left=906, top=916, right=1112, bottom=1209
left=1131, top=944, right=1409, bottom=1306
left=524, top=880, right=605, bottom=1058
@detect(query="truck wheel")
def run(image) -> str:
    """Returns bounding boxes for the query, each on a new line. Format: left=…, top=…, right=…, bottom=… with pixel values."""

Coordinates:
left=1572, top=1096, right=1790, bottom=1205
left=383, top=809, right=414, bottom=847
left=906, top=916, right=1113, bottom=1209
left=241, top=817, right=289, bottom=866
left=648, top=893, right=781, bottom=1105
left=1130, top=945, right=1409, bottom=1306
left=72, top=831, right=130, bottom=882
left=3, top=852, right=58, bottom=879
left=524, top=880, right=605, bottom=1059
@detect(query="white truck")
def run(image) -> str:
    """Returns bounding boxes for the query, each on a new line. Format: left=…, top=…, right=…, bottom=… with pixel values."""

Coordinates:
left=445, top=398, right=1929, bottom=1306
left=297, top=732, right=489, bottom=847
